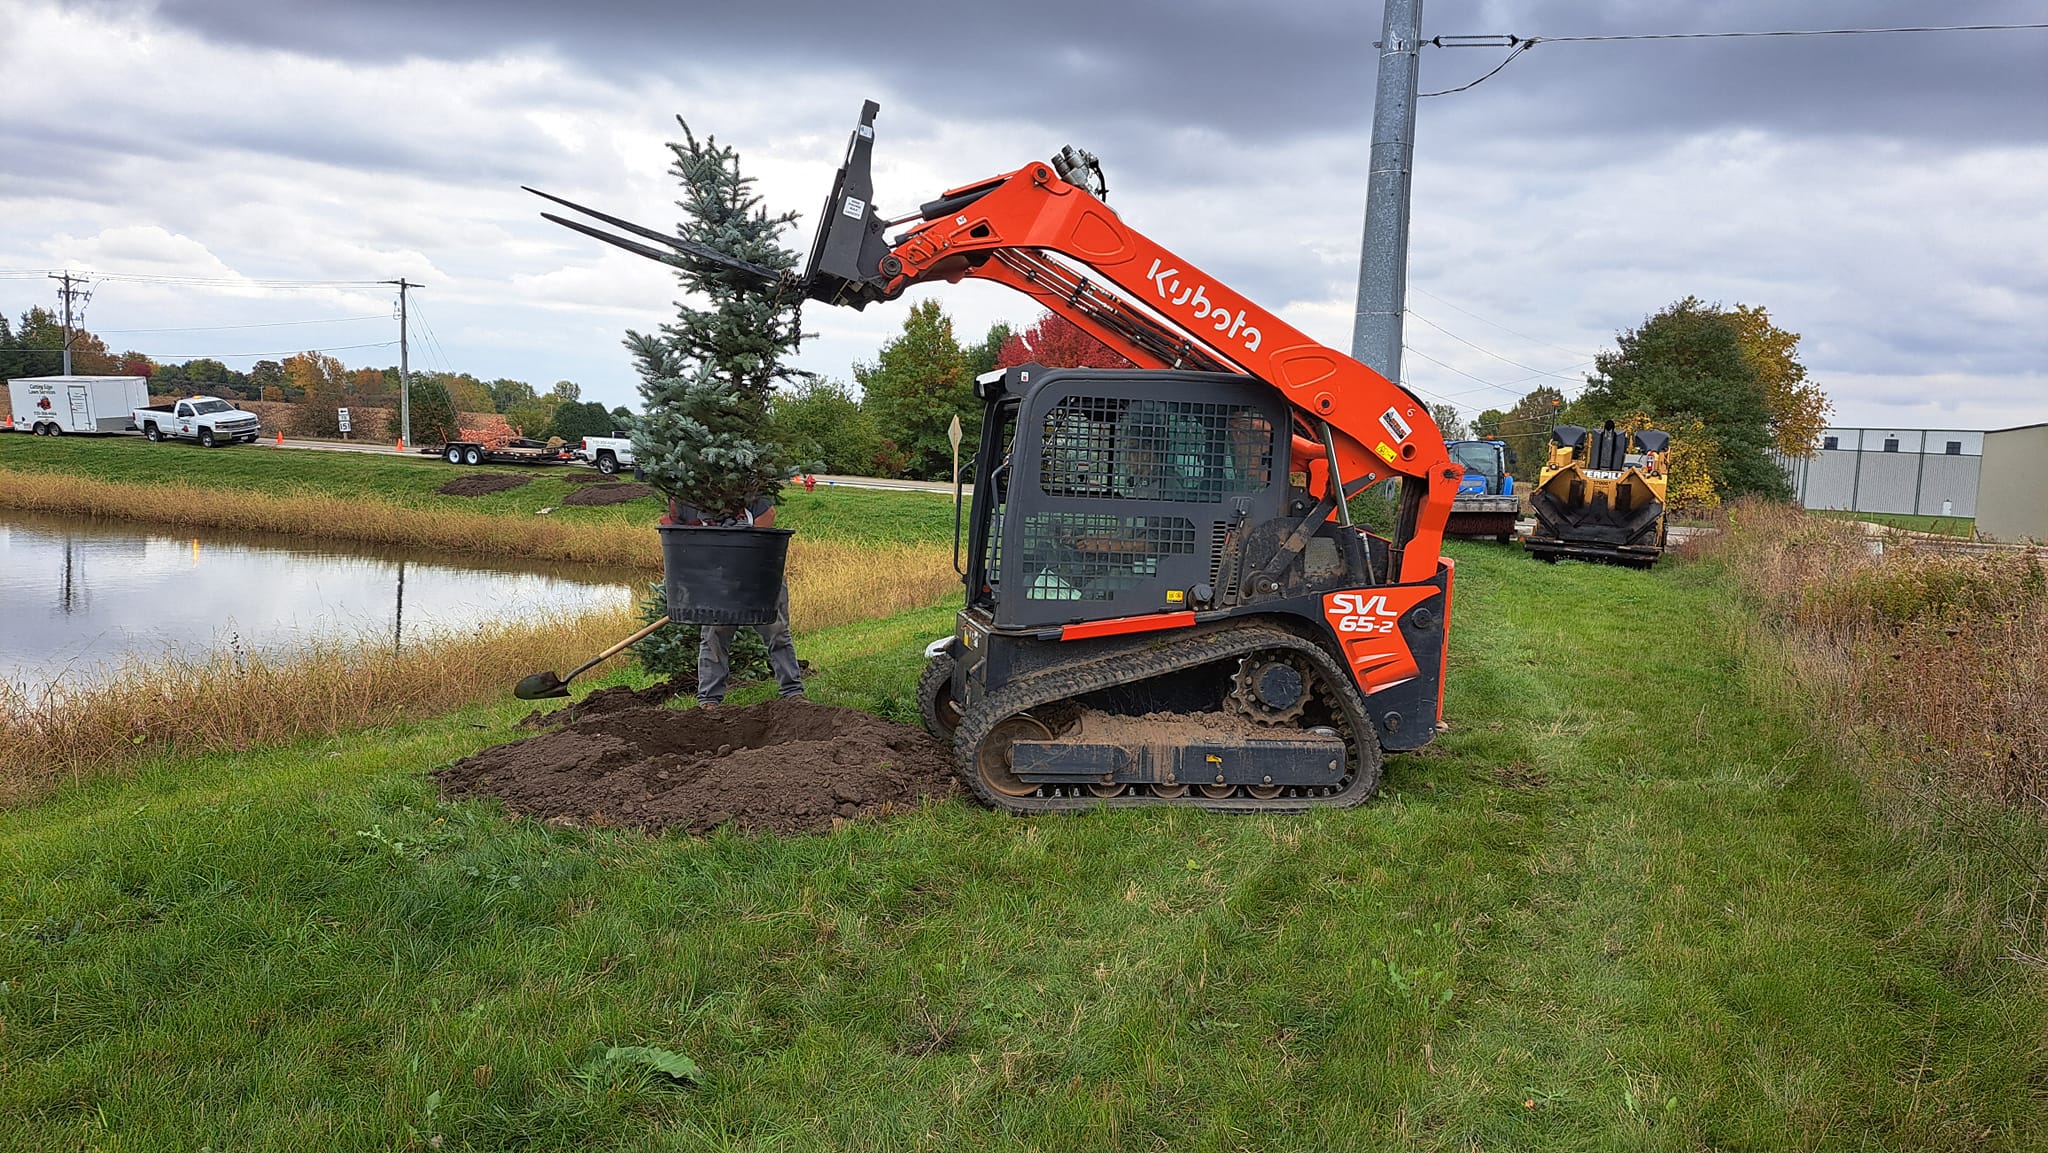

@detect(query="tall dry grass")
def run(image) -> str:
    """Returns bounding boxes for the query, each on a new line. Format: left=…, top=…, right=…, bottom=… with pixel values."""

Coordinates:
left=1692, top=502, right=2048, bottom=962
left=0, top=466, right=663, bottom=570
left=785, top=538, right=958, bottom=631
left=0, top=608, right=637, bottom=806
left=1697, top=500, right=2048, bottom=812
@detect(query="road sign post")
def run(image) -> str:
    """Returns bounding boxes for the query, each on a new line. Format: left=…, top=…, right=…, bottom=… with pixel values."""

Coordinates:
left=338, top=407, right=352, bottom=439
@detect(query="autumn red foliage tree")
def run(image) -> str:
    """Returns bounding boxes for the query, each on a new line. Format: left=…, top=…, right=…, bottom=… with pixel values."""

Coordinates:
left=994, top=312, right=1132, bottom=370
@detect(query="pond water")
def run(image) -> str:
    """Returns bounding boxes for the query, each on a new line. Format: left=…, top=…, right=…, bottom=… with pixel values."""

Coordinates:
left=0, top=510, right=638, bottom=692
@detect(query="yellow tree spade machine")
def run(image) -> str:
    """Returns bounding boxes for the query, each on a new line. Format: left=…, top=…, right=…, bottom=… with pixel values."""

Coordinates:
left=534, top=102, right=1464, bottom=813
left=1523, top=420, right=1671, bottom=567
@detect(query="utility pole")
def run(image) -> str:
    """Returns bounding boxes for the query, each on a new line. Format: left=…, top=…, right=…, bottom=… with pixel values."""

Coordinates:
left=1351, top=0, right=1423, bottom=384
left=49, top=271, right=92, bottom=376
left=384, top=279, right=420, bottom=447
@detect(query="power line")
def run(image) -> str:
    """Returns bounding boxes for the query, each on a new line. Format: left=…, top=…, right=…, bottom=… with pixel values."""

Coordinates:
left=1420, top=40, right=1535, bottom=97
left=131, top=340, right=399, bottom=360
left=1513, top=24, right=2048, bottom=45
left=1420, top=22, right=2048, bottom=96
left=95, top=314, right=388, bottom=334
left=405, top=295, right=455, bottom=375
left=1400, top=343, right=1518, bottom=398
left=1405, top=309, right=1587, bottom=380
left=1407, top=287, right=1595, bottom=359
left=0, top=268, right=389, bottom=289
left=1400, top=341, right=1590, bottom=405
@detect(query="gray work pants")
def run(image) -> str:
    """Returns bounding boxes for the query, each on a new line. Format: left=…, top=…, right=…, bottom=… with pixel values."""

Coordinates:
left=696, top=583, right=804, bottom=702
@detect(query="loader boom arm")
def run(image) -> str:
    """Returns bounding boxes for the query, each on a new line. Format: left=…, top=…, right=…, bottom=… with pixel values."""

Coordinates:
left=808, top=104, right=1455, bottom=582
left=530, top=101, right=1457, bottom=583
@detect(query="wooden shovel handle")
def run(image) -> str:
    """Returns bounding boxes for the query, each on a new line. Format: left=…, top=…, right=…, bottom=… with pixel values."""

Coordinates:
left=565, top=615, right=671, bottom=682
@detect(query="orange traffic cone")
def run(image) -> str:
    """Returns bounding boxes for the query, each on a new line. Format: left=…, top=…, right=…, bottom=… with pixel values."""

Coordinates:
left=396, top=437, right=406, bottom=453
left=274, top=430, right=284, bottom=447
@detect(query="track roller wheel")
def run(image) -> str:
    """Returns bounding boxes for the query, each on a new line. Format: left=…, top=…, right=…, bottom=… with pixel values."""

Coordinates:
left=1086, top=782, right=1127, bottom=798
left=975, top=714, right=1053, bottom=799
left=1149, top=782, right=1189, bottom=798
left=1246, top=784, right=1285, bottom=800
left=1199, top=783, right=1235, bottom=799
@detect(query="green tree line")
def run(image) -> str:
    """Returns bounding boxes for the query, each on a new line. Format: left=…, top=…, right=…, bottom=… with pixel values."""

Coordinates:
left=1468, top=297, right=1829, bottom=507
left=2, top=305, right=628, bottom=444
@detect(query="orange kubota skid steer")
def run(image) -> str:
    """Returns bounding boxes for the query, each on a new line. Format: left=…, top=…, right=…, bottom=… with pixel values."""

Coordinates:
left=533, top=102, right=1463, bottom=813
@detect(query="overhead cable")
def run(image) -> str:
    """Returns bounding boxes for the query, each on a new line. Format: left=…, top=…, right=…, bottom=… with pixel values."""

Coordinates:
left=1420, top=22, right=2048, bottom=97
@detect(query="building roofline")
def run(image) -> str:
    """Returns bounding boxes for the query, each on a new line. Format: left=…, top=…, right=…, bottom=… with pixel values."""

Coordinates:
left=1820, top=426, right=1985, bottom=435
left=1987, top=421, right=2048, bottom=435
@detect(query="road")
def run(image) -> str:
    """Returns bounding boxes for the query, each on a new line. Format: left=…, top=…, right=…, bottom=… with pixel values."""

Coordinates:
left=254, top=434, right=965, bottom=494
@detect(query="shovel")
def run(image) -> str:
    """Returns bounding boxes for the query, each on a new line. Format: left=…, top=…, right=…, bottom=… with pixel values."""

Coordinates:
left=514, top=616, right=671, bottom=700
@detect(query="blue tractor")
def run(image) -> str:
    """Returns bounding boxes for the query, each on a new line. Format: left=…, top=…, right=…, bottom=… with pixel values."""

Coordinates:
left=1443, top=438, right=1520, bottom=542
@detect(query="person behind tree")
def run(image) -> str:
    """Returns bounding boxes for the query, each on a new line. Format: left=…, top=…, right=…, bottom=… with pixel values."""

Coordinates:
left=659, top=495, right=803, bottom=704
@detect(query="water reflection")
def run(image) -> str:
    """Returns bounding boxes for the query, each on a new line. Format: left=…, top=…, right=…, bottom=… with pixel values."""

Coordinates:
left=1, top=510, right=637, bottom=690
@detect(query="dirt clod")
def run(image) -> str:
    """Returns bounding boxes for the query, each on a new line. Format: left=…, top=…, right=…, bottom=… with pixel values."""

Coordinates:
left=439, top=697, right=958, bottom=835
left=561, top=482, right=654, bottom=506
left=438, top=473, right=533, bottom=497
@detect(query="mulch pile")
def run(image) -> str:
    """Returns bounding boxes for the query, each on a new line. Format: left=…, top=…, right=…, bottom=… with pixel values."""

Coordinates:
left=438, top=473, right=532, bottom=497
left=561, top=482, right=655, bottom=506
left=436, top=695, right=958, bottom=835
left=562, top=471, right=621, bottom=485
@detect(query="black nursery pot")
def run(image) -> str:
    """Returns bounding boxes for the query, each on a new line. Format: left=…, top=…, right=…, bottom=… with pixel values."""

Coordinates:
left=658, top=523, right=794, bottom=626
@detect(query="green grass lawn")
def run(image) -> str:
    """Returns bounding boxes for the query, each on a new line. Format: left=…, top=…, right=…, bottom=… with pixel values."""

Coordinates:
left=0, top=434, right=954, bottom=544
left=1811, top=509, right=1977, bottom=537
left=4, top=542, right=2044, bottom=1150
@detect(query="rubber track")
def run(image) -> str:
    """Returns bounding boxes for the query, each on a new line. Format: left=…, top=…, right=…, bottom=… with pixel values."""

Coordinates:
left=917, top=651, right=960, bottom=740
left=952, top=622, right=1384, bottom=815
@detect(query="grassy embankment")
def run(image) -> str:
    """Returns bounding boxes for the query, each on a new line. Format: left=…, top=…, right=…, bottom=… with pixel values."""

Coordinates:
left=6, top=535, right=2046, bottom=1149
left=1696, top=501, right=2046, bottom=821
left=0, top=435, right=960, bottom=801
left=1809, top=509, right=1978, bottom=538
left=0, top=434, right=953, bottom=570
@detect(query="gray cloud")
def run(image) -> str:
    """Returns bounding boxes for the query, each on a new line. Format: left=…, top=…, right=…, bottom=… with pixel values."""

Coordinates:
left=7, top=0, right=2046, bottom=432
left=129, top=0, right=2048, bottom=149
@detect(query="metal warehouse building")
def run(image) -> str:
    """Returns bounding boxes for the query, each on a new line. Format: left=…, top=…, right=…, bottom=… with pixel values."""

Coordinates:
left=1782, top=427, right=1982, bottom=517
left=1977, top=422, right=2048, bottom=542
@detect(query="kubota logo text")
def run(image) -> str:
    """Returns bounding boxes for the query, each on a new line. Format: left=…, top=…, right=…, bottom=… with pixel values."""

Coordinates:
left=1147, top=259, right=1262, bottom=353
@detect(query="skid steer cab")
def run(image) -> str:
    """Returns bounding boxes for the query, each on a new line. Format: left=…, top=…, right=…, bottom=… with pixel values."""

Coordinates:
left=916, top=363, right=1453, bottom=814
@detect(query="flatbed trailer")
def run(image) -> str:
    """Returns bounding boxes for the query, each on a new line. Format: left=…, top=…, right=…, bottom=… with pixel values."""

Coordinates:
left=436, top=438, right=574, bottom=466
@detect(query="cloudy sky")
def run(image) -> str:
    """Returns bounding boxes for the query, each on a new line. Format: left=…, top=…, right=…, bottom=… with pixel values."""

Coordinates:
left=3, top=0, right=2043, bottom=432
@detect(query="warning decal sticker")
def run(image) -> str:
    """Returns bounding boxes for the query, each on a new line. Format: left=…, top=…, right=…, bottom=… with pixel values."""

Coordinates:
left=1379, top=407, right=1412, bottom=444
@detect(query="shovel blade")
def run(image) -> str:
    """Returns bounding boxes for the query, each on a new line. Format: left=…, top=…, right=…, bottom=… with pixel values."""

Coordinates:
left=514, top=671, right=570, bottom=700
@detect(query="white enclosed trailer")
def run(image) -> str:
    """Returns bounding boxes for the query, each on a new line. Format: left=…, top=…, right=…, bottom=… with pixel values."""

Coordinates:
left=7, top=376, right=151, bottom=435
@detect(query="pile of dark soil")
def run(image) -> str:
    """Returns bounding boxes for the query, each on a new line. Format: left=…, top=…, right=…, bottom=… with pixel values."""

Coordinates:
left=562, top=471, right=621, bottom=485
left=515, top=680, right=689, bottom=728
left=438, top=473, right=532, bottom=497
left=562, top=482, right=655, bottom=506
left=437, top=697, right=958, bottom=835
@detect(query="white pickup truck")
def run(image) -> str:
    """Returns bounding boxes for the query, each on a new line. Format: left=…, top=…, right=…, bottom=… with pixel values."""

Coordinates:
left=575, top=434, right=635, bottom=475
left=132, top=397, right=264, bottom=446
